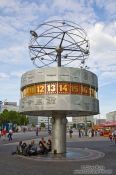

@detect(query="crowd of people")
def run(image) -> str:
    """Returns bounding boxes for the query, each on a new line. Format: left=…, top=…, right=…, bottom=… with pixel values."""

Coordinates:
left=68, top=128, right=116, bottom=145
left=0, top=128, right=13, bottom=141
left=14, top=137, right=52, bottom=156
left=68, top=128, right=97, bottom=138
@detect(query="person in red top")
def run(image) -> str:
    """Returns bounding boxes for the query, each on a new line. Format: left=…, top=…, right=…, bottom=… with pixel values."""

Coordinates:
left=2, top=128, right=7, bottom=140
left=0, top=130, right=2, bottom=138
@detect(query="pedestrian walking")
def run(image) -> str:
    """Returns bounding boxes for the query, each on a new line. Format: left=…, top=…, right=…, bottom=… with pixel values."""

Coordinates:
left=2, top=128, right=7, bottom=140
left=88, top=129, right=92, bottom=137
left=48, top=129, right=51, bottom=136
left=91, top=129, right=94, bottom=137
left=78, top=129, right=81, bottom=138
left=36, top=127, right=39, bottom=136
left=113, top=129, right=116, bottom=144
left=69, top=129, right=73, bottom=138
left=8, top=129, right=13, bottom=141
left=109, top=133, right=113, bottom=142
left=0, top=130, right=2, bottom=138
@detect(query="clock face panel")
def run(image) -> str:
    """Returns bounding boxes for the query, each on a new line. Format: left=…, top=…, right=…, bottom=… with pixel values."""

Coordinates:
left=22, top=82, right=97, bottom=98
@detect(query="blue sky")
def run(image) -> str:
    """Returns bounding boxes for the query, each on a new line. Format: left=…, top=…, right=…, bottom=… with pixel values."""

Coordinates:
left=0, top=0, right=116, bottom=118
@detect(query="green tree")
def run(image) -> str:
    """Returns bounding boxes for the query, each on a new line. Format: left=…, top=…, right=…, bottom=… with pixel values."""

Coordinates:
left=19, top=114, right=29, bottom=125
left=73, top=123, right=76, bottom=128
left=0, top=109, right=9, bottom=124
left=8, top=111, right=19, bottom=124
left=32, top=123, right=35, bottom=128
left=0, top=110, right=29, bottom=126
left=40, top=122, right=46, bottom=128
left=87, top=121, right=92, bottom=128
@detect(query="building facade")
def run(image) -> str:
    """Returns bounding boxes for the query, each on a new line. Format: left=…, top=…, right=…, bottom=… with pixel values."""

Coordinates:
left=0, top=101, right=3, bottom=113
left=106, top=111, right=116, bottom=122
left=72, top=116, right=94, bottom=124
left=1, top=101, right=19, bottom=112
left=95, top=119, right=106, bottom=125
left=28, top=115, right=51, bottom=129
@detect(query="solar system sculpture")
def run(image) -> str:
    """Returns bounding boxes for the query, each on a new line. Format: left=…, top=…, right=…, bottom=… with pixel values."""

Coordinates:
left=19, top=20, right=99, bottom=153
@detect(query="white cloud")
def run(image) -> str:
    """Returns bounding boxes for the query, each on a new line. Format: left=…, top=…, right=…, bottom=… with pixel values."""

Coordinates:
left=89, top=23, right=116, bottom=52
left=0, top=72, right=9, bottom=79
left=0, top=0, right=16, bottom=8
left=0, top=45, right=29, bottom=64
left=49, top=0, right=97, bottom=25
left=103, top=0, right=116, bottom=15
left=10, top=71, right=25, bottom=78
left=87, top=22, right=116, bottom=84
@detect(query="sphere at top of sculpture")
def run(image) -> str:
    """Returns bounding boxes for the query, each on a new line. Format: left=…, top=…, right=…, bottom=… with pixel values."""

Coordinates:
left=29, top=20, right=89, bottom=68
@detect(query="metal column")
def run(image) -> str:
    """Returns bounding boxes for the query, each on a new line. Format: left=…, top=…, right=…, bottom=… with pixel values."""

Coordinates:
left=52, top=114, right=67, bottom=154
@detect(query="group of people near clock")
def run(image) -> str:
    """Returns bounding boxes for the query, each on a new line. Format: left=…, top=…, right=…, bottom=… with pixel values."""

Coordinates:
left=14, top=137, right=52, bottom=156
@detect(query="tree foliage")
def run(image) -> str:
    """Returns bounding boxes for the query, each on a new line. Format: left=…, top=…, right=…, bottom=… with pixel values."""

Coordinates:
left=0, top=109, right=29, bottom=126
left=73, top=123, right=77, bottom=128
left=40, top=122, right=46, bottom=128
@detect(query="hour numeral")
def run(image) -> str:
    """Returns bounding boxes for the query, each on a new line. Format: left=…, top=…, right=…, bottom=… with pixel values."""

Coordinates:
left=36, top=85, right=45, bottom=94
left=58, top=84, right=69, bottom=93
left=46, top=84, right=56, bottom=93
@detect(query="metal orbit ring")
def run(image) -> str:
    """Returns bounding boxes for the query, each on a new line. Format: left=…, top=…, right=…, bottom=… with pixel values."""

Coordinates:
left=29, top=20, right=89, bottom=68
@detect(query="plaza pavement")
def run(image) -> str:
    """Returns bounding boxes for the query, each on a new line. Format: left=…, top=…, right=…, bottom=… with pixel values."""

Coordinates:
left=0, top=131, right=116, bottom=175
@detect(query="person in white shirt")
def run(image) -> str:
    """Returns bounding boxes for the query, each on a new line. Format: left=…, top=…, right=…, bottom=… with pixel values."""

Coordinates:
left=113, top=129, right=116, bottom=144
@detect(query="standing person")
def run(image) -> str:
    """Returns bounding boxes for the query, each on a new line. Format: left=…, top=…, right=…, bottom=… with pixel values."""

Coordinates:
left=91, top=129, right=94, bottom=137
left=88, top=129, right=92, bottom=138
left=81, top=129, right=84, bottom=137
left=0, top=130, right=2, bottom=138
left=8, top=129, right=13, bottom=141
left=113, top=129, right=116, bottom=144
left=95, top=130, right=98, bottom=136
left=109, top=132, right=113, bottom=142
left=2, top=128, right=7, bottom=140
left=69, top=129, right=73, bottom=138
left=78, top=129, right=81, bottom=138
left=48, top=129, right=51, bottom=136
left=36, top=127, right=39, bottom=136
